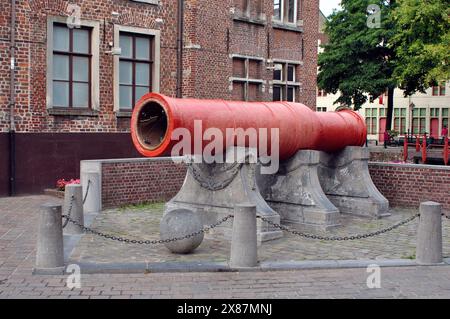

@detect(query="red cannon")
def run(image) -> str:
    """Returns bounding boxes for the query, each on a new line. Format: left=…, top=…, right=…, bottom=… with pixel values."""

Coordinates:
left=131, top=93, right=367, bottom=160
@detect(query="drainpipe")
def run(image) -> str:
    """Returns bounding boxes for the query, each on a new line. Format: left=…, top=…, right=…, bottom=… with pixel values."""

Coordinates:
left=176, top=0, right=184, bottom=98
left=9, top=0, right=16, bottom=196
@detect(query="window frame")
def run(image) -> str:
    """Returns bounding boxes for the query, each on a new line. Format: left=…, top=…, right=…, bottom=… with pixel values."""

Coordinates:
left=46, top=16, right=100, bottom=112
left=113, top=25, right=161, bottom=114
left=439, top=83, right=446, bottom=96
left=412, top=108, right=427, bottom=134
left=118, top=32, right=153, bottom=111
left=273, top=0, right=298, bottom=25
left=393, top=108, right=406, bottom=134
left=230, top=54, right=264, bottom=102
left=52, top=23, right=92, bottom=109
left=272, top=60, right=301, bottom=102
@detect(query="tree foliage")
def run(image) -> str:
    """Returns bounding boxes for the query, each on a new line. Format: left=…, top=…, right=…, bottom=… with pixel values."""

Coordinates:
left=318, top=0, right=397, bottom=111
left=391, top=0, right=450, bottom=96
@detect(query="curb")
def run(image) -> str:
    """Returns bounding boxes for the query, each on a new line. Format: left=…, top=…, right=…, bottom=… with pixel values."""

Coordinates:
left=32, top=258, right=450, bottom=275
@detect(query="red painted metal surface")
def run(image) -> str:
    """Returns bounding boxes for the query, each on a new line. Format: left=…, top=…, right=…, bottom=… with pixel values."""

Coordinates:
left=403, top=135, right=408, bottom=162
left=131, top=93, right=367, bottom=160
left=444, top=137, right=449, bottom=166
left=422, top=134, right=427, bottom=163
left=415, top=135, right=420, bottom=152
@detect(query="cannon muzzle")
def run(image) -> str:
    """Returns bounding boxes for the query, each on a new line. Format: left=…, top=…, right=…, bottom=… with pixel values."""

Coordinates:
left=130, top=93, right=366, bottom=160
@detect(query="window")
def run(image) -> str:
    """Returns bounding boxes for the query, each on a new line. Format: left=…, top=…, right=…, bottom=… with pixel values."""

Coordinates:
left=365, top=108, right=378, bottom=135
left=272, top=62, right=299, bottom=102
left=273, top=0, right=297, bottom=24
left=412, top=108, right=427, bottom=134
left=231, top=56, right=263, bottom=101
left=432, top=82, right=446, bottom=96
left=317, top=89, right=327, bottom=97
left=393, top=108, right=406, bottom=134
left=317, top=107, right=327, bottom=112
left=430, top=108, right=440, bottom=118
left=118, top=33, right=153, bottom=110
left=273, top=0, right=282, bottom=21
left=432, top=86, right=439, bottom=96
left=113, top=25, right=160, bottom=113
left=46, top=17, right=100, bottom=112
left=440, top=83, right=446, bottom=96
left=237, top=0, right=263, bottom=17
left=52, top=24, right=91, bottom=108
left=443, top=108, right=449, bottom=133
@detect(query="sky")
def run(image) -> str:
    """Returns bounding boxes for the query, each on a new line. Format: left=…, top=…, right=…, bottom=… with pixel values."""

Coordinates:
left=320, top=0, right=341, bottom=17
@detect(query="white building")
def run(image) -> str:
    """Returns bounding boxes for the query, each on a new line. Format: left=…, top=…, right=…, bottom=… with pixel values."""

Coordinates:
left=317, top=83, right=449, bottom=143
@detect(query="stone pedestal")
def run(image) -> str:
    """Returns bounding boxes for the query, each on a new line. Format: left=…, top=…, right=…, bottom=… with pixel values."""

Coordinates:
left=165, top=148, right=283, bottom=243
left=257, top=150, right=340, bottom=229
left=34, top=203, right=65, bottom=275
left=229, top=204, right=258, bottom=268
left=318, top=146, right=389, bottom=218
left=417, top=201, right=443, bottom=265
left=63, top=184, right=84, bottom=235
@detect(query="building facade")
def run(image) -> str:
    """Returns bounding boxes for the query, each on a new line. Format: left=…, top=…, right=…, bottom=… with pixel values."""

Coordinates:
left=0, top=0, right=319, bottom=196
left=317, top=84, right=450, bottom=143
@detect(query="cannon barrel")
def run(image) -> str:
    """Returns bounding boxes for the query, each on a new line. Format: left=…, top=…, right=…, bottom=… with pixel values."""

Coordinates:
left=130, top=93, right=367, bottom=160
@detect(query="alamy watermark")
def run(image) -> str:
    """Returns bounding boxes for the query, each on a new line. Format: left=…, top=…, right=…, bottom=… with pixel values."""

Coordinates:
left=367, top=4, right=381, bottom=29
left=366, top=264, right=381, bottom=289
left=66, top=4, right=81, bottom=29
left=170, top=120, right=280, bottom=174
left=66, top=264, right=81, bottom=289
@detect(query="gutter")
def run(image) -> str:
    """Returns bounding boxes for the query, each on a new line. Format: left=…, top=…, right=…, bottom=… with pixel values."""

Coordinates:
left=176, top=0, right=184, bottom=98
left=9, top=0, right=16, bottom=196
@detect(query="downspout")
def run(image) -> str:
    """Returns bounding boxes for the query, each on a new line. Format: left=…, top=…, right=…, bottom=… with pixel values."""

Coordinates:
left=176, top=0, right=184, bottom=98
left=9, top=0, right=16, bottom=196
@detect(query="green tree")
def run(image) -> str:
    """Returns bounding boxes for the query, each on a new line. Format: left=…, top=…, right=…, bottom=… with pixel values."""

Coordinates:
left=391, top=0, right=450, bottom=96
left=318, top=0, right=397, bottom=130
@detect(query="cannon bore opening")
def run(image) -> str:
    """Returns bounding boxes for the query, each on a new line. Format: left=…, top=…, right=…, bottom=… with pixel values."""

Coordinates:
left=136, top=101, right=168, bottom=150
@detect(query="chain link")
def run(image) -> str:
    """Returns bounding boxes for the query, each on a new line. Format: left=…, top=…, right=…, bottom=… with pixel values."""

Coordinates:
left=62, top=195, right=74, bottom=229
left=188, top=162, right=242, bottom=191
left=62, top=180, right=90, bottom=228
left=62, top=213, right=234, bottom=245
left=259, top=213, right=421, bottom=241
left=82, top=180, right=91, bottom=205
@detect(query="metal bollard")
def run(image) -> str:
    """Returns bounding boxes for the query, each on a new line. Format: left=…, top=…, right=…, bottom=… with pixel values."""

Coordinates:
left=34, top=203, right=65, bottom=274
left=64, top=184, right=84, bottom=234
left=229, top=204, right=258, bottom=268
left=83, top=172, right=101, bottom=214
left=416, top=201, right=443, bottom=265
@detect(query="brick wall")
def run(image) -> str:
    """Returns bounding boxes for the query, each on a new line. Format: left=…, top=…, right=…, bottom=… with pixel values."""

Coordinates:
left=0, top=0, right=319, bottom=135
left=97, top=158, right=450, bottom=212
left=1, top=0, right=319, bottom=196
left=101, top=158, right=187, bottom=208
left=369, top=150, right=404, bottom=162
left=369, top=162, right=450, bottom=211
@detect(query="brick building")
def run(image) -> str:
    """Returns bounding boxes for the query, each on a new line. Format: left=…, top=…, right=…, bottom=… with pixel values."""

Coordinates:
left=0, top=0, right=319, bottom=196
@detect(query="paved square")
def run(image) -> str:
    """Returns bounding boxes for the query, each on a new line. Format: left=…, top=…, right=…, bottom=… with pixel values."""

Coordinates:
left=1, top=195, right=450, bottom=299
left=69, top=203, right=450, bottom=264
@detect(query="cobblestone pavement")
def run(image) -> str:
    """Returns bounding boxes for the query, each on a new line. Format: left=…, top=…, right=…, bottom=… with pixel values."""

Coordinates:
left=1, top=195, right=450, bottom=299
left=69, top=203, right=450, bottom=264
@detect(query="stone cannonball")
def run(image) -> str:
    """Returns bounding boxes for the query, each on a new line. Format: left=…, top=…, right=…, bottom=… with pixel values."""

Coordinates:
left=160, top=209, right=204, bottom=254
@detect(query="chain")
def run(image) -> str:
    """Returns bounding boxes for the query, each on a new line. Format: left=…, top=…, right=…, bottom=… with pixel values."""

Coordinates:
left=61, top=214, right=234, bottom=244
left=62, top=195, right=74, bottom=229
left=62, top=180, right=90, bottom=228
left=259, top=213, right=421, bottom=241
left=188, top=163, right=242, bottom=191
left=82, top=180, right=91, bottom=204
